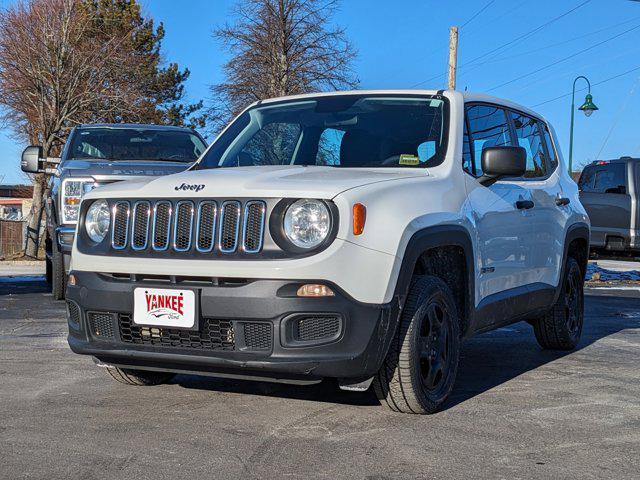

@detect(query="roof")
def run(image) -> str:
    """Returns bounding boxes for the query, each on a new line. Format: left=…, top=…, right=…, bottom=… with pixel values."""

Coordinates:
left=76, top=123, right=196, bottom=132
left=587, top=156, right=640, bottom=165
left=0, top=185, right=33, bottom=198
left=250, top=89, right=545, bottom=120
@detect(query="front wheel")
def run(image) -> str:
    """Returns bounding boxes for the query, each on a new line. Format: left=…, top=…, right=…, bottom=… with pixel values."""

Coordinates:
left=532, top=257, right=584, bottom=350
left=373, top=275, right=461, bottom=414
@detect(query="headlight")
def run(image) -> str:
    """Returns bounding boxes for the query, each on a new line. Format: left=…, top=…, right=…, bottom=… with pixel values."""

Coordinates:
left=283, top=199, right=331, bottom=249
left=85, top=200, right=110, bottom=243
left=62, top=178, right=98, bottom=224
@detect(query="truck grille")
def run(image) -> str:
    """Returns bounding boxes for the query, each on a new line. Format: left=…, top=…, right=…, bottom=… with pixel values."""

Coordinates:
left=111, top=199, right=266, bottom=254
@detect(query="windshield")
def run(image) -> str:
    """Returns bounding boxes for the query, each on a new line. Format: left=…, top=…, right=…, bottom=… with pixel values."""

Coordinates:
left=198, top=95, right=448, bottom=169
left=68, top=128, right=207, bottom=162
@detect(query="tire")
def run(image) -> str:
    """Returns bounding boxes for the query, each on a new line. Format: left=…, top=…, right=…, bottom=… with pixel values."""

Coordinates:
left=532, top=257, right=584, bottom=350
left=51, top=248, right=66, bottom=301
left=104, top=366, right=175, bottom=386
left=373, top=275, right=461, bottom=414
left=45, top=257, right=52, bottom=285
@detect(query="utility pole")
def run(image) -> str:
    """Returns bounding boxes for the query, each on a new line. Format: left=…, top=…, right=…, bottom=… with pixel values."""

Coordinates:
left=448, top=26, right=458, bottom=90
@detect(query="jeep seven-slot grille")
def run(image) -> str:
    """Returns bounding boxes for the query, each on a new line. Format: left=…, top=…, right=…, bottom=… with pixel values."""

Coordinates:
left=111, top=199, right=266, bottom=254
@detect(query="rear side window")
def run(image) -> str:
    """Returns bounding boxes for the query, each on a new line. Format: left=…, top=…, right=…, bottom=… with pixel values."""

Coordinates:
left=579, top=164, right=627, bottom=194
left=465, top=105, right=513, bottom=176
left=511, top=113, right=548, bottom=179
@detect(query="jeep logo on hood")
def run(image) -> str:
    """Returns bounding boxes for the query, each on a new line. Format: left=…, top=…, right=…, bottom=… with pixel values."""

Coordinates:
left=175, top=183, right=205, bottom=192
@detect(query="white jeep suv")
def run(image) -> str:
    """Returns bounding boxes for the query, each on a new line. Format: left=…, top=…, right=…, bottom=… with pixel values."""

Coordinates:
left=66, top=90, right=589, bottom=414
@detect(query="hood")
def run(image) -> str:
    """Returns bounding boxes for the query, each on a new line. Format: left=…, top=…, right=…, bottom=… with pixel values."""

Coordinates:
left=83, top=165, right=427, bottom=200
left=60, top=159, right=192, bottom=181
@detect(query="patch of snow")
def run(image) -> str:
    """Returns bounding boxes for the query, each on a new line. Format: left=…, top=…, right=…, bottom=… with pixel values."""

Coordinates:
left=587, top=263, right=640, bottom=282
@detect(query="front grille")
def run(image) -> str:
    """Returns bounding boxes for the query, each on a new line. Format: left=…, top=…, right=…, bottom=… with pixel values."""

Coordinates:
left=219, top=201, right=241, bottom=253
left=173, top=201, right=194, bottom=251
left=119, top=313, right=235, bottom=351
left=66, top=301, right=81, bottom=328
left=111, top=199, right=266, bottom=255
left=111, top=201, right=130, bottom=249
left=131, top=201, right=150, bottom=250
left=241, top=322, right=272, bottom=351
left=88, top=312, right=115, bottom=338
left=293, top=316, right=341, bottom=342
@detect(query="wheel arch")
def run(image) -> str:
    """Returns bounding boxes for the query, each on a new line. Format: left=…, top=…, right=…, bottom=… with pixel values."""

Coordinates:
left=554, top=222, right=589, bottom=303
left=393, top=225, right=475, bottom=337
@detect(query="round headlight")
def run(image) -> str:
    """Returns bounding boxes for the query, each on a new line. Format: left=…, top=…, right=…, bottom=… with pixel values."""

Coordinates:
left=283, top=199, right=331, bottom=249
left=85, top=200, right=110, bottom=243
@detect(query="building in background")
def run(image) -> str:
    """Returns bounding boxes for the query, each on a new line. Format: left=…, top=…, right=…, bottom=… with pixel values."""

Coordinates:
left=0, top=184, right=33, bottom=220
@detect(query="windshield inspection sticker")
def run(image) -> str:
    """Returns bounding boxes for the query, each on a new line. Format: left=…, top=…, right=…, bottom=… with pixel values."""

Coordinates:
left=399, top=154, right=420, bottom=166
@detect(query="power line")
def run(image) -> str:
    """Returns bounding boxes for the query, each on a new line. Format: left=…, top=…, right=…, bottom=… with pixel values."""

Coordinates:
left=411, top=0, right=592, bottom=88
left=595, top=76, right=640, bottom=159
left=466, top=14, right=640, bottom=69
left=460, top=1, right=496, bottom=30
left=486, top=22, right=640, bottom=92
left=532, top=64, right=640, bottom=107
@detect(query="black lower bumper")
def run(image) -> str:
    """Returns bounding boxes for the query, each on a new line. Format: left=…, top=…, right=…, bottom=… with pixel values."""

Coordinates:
left=66, top=272, right=398, bottom=381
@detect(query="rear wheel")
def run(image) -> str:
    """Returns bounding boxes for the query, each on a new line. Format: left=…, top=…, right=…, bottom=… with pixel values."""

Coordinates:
left=104, top=366, right=175, bottom=386
left=373, top=275, right=461, bottom=414
left=532, top=257, right=584, bottom=350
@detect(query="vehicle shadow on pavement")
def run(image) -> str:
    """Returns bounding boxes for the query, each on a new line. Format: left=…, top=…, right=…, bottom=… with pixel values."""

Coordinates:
left=175, top=294, right=640, bottom=411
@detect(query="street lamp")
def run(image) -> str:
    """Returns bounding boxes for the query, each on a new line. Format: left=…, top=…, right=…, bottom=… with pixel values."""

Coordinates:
left=569, top=75, right=598, bottom=174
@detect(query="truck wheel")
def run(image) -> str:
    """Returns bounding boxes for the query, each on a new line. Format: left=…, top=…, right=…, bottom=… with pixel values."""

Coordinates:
left=104, top=366, right=175, bottom=386
left=51, top=248, right=66, bottom=301
left=532, top=257, right=584, bottom=350
left=374, top=275, right=461, bottom=414
left=45, top=257, right=52, bottom=285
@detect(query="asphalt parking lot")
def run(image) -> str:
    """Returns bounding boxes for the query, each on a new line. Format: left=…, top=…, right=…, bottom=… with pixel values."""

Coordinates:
left=1, top=278, right=639, bottom=480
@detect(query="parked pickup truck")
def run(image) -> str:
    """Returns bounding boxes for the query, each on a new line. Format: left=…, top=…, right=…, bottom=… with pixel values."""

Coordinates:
left=65, top=90, right=589, bottom=414
left=578, top=157, right=639, bottom=254
left=21, top=124, right=207, bottom=299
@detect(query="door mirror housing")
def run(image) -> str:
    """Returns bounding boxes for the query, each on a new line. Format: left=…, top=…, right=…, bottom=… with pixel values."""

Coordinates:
left=21, top=145, right=43, bottom=173
left=478, top=146, right=527, bottom=186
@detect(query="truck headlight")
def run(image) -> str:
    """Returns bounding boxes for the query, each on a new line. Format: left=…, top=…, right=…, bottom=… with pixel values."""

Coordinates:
left=283, top=199, right=331, bottom=249
left=85, top=200, right=110, bottom=243
left=62, top=178, right=98, bottom=224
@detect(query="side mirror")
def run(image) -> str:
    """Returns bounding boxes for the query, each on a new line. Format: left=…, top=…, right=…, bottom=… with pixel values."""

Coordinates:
left=478, top=146, right=526, bottom=186
left=21, top=145, right=43, bottom=173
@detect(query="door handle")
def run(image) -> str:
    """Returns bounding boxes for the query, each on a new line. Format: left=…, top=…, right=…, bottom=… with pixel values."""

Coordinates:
left=516, top=200, right=534, bottom=210
left=555, top=197, right=570, bottom=206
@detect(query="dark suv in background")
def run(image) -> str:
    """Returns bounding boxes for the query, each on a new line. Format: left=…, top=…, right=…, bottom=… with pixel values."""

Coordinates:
left=578, top=156, right=638, bottom=254
left=21, top=124, right=207, bottom=299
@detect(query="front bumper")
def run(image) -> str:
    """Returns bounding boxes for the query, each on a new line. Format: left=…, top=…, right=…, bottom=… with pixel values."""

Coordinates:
left=66, top=272, right=398, bottom=381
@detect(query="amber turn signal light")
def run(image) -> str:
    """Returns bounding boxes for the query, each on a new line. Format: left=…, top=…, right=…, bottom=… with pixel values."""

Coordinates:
left=353, top=203, right=366, bottom=235
left=297, top=284, right=335, bottom=297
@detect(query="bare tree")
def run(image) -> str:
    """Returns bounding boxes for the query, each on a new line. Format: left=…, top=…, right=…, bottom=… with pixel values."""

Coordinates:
left=212, top=0, right=358, bottom=126
left=0, top=0, right=151, bottom=257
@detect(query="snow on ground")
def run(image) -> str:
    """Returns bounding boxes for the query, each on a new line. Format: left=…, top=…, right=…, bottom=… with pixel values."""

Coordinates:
left=587, top=262, right=640, bottom=282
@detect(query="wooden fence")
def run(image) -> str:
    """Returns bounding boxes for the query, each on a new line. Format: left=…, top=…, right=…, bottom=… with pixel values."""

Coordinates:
left=0, top=219, right=25, bottom=258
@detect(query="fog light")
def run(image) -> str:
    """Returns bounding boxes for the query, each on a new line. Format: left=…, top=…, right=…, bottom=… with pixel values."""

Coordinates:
left=67, top=274, right=76, bottom=286
left=297, top=284, right=335, bottom=297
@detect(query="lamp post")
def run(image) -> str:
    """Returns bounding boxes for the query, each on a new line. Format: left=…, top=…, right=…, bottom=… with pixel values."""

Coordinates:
left=568, top=75, right=598, bottom=174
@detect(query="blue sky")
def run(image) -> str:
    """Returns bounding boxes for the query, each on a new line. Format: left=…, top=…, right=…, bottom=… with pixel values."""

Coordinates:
left=1, top=0, right=640, bottom=183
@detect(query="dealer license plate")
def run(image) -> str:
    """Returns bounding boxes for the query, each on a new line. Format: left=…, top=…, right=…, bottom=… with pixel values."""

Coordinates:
left=133, top=288, right=195, bottom=328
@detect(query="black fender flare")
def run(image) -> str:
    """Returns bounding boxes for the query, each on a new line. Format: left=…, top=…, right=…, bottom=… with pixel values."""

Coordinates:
left=554, top=222, right=590, bottom=303
left=392, top=224, right=475, bottom=331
